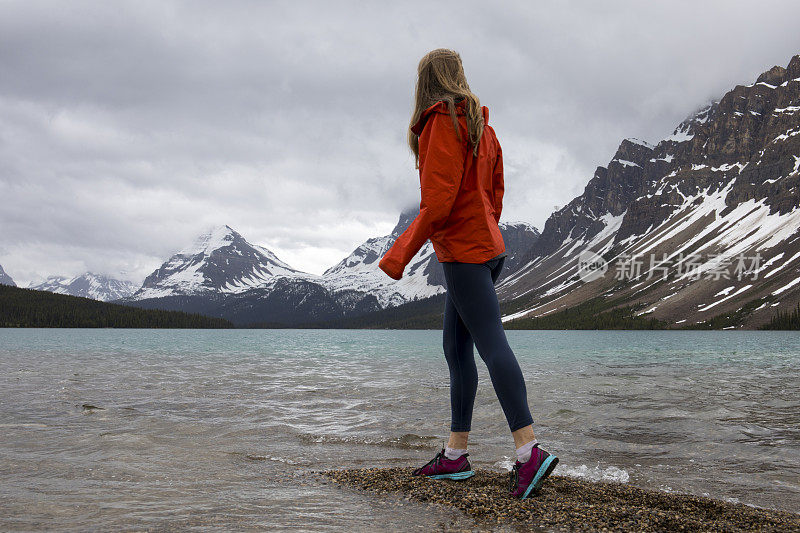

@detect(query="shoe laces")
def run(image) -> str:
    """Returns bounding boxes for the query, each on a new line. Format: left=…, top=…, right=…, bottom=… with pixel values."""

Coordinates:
left=509, top=462, right=520, bottom=493
left=415, top=449, right=445, bottom=474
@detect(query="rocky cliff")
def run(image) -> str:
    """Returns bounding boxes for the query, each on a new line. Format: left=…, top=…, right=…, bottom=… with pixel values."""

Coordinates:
left=498, top=55, right=800, bottom=328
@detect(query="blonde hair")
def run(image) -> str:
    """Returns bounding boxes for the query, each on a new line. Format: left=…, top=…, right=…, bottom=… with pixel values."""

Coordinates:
left=408, top=48, right=485, bottom=167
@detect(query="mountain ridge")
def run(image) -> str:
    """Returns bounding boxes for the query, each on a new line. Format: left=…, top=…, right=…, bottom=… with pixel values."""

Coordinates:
left=319, top=208, right=541, bottom=309
left=122, top=215, right=540, bottom=326
left=10, top=54, right=800, bottom=329
left=496, top=53, right=800, bottom=329
left=28, top=272, right=136, bottom=302
left=130, top=225, right=316, bottom=300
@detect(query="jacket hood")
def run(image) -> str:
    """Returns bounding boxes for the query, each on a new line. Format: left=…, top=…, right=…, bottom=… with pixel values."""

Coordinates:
left=410, top=98, right=489, bottom=135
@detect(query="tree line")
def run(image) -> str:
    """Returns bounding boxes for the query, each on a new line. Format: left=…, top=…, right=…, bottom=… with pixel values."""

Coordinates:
left=760, top=302, right=800, bottom=330
left=0, top=285, right=232, bottom=328
left=504, top=296, right=666, bottom=330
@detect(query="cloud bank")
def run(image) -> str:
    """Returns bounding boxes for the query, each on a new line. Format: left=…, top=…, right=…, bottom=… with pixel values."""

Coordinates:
left=1, top=0, right=799, bottom=284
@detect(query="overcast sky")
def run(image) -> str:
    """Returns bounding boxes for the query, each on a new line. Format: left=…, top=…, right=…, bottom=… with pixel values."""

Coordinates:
left=1, top=0, right=799, bottom=285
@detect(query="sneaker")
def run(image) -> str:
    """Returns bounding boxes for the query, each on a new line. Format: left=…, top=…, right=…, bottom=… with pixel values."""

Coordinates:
left=509, top=443, right=558, bottom=499
left=412, top=448, right=475, bottom=480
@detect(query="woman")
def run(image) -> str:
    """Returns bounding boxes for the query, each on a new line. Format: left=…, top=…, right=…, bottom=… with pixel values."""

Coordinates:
left=378, top=49, right=558, bottom=500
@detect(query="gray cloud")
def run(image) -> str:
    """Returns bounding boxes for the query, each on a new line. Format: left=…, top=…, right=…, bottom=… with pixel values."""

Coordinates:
left=1, top=0, right=799, bottom=285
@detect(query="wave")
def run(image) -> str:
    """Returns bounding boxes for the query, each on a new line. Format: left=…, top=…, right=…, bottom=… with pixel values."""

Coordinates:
left=225, top=451, right=307, bottom=465
left=492, top=457, right=515, bottom=471
left=297, top=432, right=440, bottom=449
left=560, top=463, right=630, bottom=483
left=246, top=454, right=302, bottom=465
left=492, top=456, right=629, bottom=483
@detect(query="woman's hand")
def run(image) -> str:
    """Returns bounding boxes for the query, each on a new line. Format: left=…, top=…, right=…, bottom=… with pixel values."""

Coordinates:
left=378, top=256, right=403, bottom=280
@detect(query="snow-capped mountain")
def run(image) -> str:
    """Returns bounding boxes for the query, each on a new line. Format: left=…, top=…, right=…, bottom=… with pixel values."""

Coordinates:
left=496, top=54, right=800, bottom=328
left=125, top=225, right=366, bottom=326
left=119, top=52, right=800, bottom=332
left=123, top=218, right=539, bottom=326
left=28, top=273, right=136, bottom=301
left=0, top=264, right=15, bottom=287
left=320, top=208, right=540, bottom=309
left=130, top=225, right=316, bottom=300
left=321, top=209, right=443, bottom=309
left=499, top=220, right=542, bottom=274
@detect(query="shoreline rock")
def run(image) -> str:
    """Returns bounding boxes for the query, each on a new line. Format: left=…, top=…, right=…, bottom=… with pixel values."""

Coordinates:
left=321, top=467, right=800, bottom=532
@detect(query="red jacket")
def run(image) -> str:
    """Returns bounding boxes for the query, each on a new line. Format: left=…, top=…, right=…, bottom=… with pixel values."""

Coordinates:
left=378, top=98, right=506, bottom=280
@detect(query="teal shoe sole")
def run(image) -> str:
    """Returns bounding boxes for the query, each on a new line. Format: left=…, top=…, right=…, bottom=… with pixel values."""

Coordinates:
left=520, top=455, right=559, bottom=500
left=428, top=470, right=475, bottom=480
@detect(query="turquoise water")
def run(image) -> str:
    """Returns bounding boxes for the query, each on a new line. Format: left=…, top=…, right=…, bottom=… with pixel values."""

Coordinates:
left=1, top=329, right=798, bottom=530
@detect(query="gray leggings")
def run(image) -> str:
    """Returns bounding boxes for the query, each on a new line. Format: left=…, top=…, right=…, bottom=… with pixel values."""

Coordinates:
left=441, top=256, right=534, bottom=432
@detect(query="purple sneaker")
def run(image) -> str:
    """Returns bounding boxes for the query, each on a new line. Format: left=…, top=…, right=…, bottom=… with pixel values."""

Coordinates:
left=412, top=448, right=475, bottom=480
left=509, top=443, right=559, bottom=499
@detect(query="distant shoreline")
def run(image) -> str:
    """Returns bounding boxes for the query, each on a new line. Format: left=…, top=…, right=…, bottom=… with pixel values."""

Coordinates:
left=2, top=283, right=798, bottom=330
left=0, top=285, right=232, bottom=329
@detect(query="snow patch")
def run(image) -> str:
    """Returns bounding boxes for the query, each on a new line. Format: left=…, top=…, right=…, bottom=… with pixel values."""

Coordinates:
left=772, top=128, right=800, bottom=144
left=714, top=286, right=736, bottom=297
left=710, top=162, right=746, bottom=173
left=664, top=128, right=694, bottom=143
left=698, top=284, right=752, bottom=312
left=774, top=105, right=800, bottom=114
left=626, top=137, right=654, bottom=149
left=772, top=276, right=800, bottom=296
left=612, top=159, right=641, bottom=168
left=650, top=154, right=675, bottom=163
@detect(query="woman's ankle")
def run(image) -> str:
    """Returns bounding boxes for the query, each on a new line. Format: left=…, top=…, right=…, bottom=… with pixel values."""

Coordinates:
left=511, top=424, right=536, bottom=448
left=447, top=430, right=469, bottom=450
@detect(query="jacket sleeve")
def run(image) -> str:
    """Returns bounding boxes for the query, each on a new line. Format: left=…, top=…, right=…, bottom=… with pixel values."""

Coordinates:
left=491, top=142, right=504, bottom=224
left=379, top=113, right=466, bottom=280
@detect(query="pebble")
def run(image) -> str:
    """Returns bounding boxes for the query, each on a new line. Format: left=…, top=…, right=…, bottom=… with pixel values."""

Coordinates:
left=319, top=467, right=800, bottom=532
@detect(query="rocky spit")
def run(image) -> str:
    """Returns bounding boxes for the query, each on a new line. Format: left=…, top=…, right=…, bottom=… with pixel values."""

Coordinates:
left=321, top=467, right=800, bottom=532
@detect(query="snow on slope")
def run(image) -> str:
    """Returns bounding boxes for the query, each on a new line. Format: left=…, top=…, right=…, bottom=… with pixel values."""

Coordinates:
left=321, top=217, right=540, bottom=309
left=322, top=235, right=444, bottom=309
left=0, top=264, right=16, bottom=287
left=497, top=55, right=800, bottom=326
left=29, top=273, right=137, bottom=301
left=131, top=225, right=318, bottom=300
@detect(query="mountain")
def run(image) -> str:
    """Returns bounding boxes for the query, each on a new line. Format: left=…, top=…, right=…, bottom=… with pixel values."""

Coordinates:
left=18, top=56, right=799, bottom=329
left=320, top=207, right=540, bottom=310
left=496, top=54, right=800, bottom=329
left=124, top=218, right=539, bottom=326
left=120, top=52, right=800, bottom=332
left=0, top=264, right=15, bottom=287
left=321, top=209, right=444, bottom=309
left=130, top=225, right=314, bottom=299
left=124, top=225, right=365, bottom=326
left=29, top=272, right=136, bottom=301
left=499, top=220, right=542, bottom=274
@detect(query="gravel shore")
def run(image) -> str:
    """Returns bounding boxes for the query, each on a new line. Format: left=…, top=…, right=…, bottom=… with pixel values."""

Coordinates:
left=321, top=467, right=800, bottom=532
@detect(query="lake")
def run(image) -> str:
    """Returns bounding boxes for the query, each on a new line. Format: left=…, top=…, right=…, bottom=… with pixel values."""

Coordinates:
left=1, top=329, right=798, bottom=530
